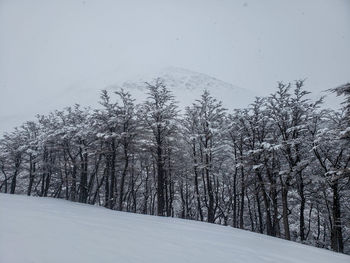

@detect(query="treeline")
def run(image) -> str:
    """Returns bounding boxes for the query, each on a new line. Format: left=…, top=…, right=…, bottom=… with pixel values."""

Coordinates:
left=1, top=80, right=349, bottom=254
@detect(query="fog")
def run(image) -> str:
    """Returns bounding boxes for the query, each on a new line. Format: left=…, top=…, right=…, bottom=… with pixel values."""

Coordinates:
left=1, top=0, right=350, bottom=134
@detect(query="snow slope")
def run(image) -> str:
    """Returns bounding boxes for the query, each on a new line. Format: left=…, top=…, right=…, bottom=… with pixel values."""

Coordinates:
left=117, top=67, right=256, bottom=109
left=0, top=194, right=349, bottom=263
left=0, top=67, right=254, bottom=135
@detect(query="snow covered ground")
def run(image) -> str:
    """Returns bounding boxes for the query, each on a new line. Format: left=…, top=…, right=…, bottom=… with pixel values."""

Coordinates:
left=0, top=194, right=349, bottom=263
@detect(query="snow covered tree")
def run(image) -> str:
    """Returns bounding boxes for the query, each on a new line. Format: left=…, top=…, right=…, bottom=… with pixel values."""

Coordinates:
left=183, top=90, right=227, bottom=223
left=1, top=78, right=349, bottom=254
left=138, top=79, right=179, bottom=216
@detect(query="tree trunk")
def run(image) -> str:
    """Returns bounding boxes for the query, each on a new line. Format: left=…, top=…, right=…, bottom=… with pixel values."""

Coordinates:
left=281, top=180, right=291, bottom=240
left=156, top=136, right=165, bottom=216
left=299, top=173, right=306, bottom=241
left=79, top=146, right=88, bottom=203
left=27, top=155, right=35, bottom=196
left=331, top=182, right=344, bottom=252
left=119, top=147, right=129, bottom=211
left=205, top=147, right=215, bottom=223
left=109, top=139, right=117, bottom=209
left=192, top=141, right=203, bottom=221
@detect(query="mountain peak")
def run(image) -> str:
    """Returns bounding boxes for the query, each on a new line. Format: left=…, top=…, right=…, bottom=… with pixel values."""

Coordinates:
left=115, top=67, right=255, bottom=110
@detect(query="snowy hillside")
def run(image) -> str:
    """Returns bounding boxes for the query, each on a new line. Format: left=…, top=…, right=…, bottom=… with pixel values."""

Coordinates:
left=117, top=67, right=256, bottom=109
left=0, top=194, right=348, bottom=263
left=0, top=67, right=254, bottom=135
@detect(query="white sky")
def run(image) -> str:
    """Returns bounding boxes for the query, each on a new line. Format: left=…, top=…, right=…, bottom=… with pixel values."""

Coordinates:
left=0, top=0, right=350, bottom=134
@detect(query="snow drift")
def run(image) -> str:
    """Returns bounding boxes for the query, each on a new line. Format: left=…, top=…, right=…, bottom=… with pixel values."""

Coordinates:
left=0, top=194, right=349, bottom=263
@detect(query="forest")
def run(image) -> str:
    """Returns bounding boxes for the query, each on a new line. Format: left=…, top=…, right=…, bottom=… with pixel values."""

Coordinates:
left=1, top=80, right=349, bottom=254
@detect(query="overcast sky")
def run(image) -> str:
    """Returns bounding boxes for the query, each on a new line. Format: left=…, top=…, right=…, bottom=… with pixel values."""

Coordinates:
left=1, top=0, right=350, bottom=134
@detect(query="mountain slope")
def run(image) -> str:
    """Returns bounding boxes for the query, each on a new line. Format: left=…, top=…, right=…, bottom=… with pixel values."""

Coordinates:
left=117, top=67, right=256, bottom=110
left=0, top=67, right=254, bottom=135
left=0, top=194, right=348, bottom=263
